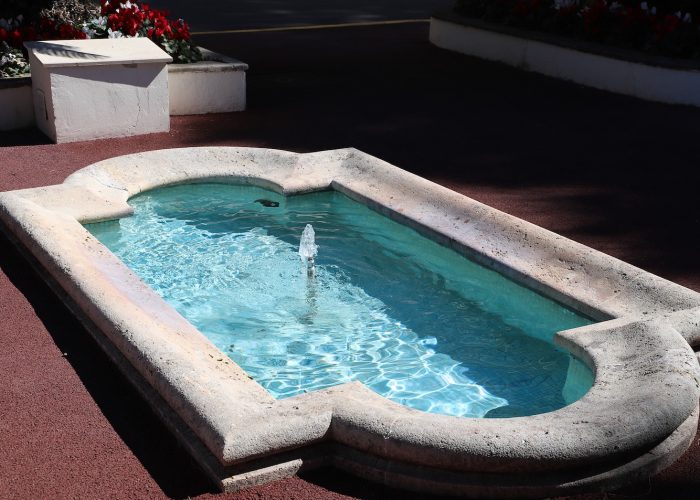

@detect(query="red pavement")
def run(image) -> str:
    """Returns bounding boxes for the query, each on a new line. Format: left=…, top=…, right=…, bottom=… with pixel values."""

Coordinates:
left=1, top=23, right=700, bottom=499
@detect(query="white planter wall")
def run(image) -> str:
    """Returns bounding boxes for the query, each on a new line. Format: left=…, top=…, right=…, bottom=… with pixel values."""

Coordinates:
left=169, top=49, right=248, bottom=115
left=0, top=47, right=248, bottom=133
left=430, top=16, right=700, bottom=107
left=0, top=77, right=33, bottom=131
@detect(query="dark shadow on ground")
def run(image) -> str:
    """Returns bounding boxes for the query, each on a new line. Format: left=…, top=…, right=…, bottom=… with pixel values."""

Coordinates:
left=298, top=468, right=452, bottom=499
left=0, top=126, right=52, bottom=147
left=0, top=230, right=219, bottom=499
left=152, top=0, right=453, bottom=30
left=0, top=225, right=457, bottom=500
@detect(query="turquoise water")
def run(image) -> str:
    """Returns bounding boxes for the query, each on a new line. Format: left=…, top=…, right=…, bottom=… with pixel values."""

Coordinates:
left=86, top=184, right=594, bottom=418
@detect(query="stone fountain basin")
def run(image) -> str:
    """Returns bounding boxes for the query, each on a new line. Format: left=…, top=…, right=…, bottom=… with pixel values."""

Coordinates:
left=0, top=147, right=698, bottom=497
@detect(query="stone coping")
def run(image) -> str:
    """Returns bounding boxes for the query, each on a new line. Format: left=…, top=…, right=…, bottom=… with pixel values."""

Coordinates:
left=24, top=38, right=172, bottom=68
left=0, top=47, right=245, bottom=81
left=433, top=10, right=700, bottom=71
left=168, top=48, right=249, bottom=74
left=1, top=147, right=698, bottom=496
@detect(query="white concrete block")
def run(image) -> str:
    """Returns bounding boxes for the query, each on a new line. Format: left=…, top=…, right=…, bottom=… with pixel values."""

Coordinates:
left=0, top=76, right=33, bottom=131
left=168, top=49, right=248, bottom=115
left=25, top=38, right=172, bottom=143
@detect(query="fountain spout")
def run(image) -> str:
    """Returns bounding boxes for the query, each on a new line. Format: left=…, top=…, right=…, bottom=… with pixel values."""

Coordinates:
left=298, top=224, right=318, bottom=277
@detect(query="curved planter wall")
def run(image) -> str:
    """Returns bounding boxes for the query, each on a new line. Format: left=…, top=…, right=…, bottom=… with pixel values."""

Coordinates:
left=0, top=147, right=699, bottom=497
left=430, top=13, right=700, bottom=107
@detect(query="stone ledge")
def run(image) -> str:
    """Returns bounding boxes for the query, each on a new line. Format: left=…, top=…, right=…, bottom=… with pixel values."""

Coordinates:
left=168, top=48, right=249, bottom=74
left=24, top=38, right=172, bottom=68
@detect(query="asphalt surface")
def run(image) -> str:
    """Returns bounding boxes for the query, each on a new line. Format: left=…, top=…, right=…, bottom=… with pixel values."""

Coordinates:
left=152, top=0, right=452, bottom=30
left=2, top=20, right=700, bottom=500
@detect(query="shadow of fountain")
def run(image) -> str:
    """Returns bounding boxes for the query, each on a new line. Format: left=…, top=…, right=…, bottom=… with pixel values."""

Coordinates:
left=0, top=229, right=219, bottom=498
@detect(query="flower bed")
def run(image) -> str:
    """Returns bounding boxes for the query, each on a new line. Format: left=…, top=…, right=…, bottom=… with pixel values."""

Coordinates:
left=454, top=1, right=700, bottom=59
left=0, top=1, right=244, bottom=130
left=0, top=0, right=201, bottom=78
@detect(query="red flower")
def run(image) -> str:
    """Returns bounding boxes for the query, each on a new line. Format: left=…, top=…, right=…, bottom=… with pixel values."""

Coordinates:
left=512, top=0, right=531, bottom=18
left=622, top=7, right=643, bottom=25
left=171, top=19, right=190, bottom=40
left=9, top=29, right=23, bottom=47
left=555, top=5, right=578, bottom=19
left=59, top=24, right=73, bottom=39
left=21, top=26, right=37, bottom=42
left=581, top=0, right=610, bottom=36
left=512, top=0, right=541, bottom=19
left=0, top=28, right=8, bottom=42
left=654, top=14, right=681, bottom=38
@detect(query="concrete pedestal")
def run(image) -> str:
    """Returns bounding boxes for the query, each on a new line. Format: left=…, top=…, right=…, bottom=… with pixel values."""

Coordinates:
left=24, top=38, right=172, bottom=143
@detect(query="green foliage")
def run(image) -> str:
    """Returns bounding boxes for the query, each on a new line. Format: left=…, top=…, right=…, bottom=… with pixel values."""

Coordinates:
left=161, top=38, right=203, bottom=64
left=40, top=0, right=99, bottom=25
left=0, top=41, right=30, bottom=77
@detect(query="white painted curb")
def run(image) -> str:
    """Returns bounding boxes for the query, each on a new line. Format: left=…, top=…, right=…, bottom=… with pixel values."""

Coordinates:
left=430, top=15, right=700, bottom=107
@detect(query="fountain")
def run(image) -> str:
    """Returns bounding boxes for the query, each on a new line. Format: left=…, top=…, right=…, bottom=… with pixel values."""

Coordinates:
left=298, top=224, right=318, bottom=277
left=8, top=147, right=697, bottom=496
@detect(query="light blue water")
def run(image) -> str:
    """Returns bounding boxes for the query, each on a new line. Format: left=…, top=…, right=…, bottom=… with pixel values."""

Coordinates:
left=86, top=184, right=594, bottom=418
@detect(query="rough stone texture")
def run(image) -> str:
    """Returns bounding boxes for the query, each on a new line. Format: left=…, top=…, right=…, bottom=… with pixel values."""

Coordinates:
left=429, top=16, right=700, bottom=107
left=1, top=146, right=699, bottom=497
left=169, top=48, right=248, bottom=115
left=25, top=39, right=172, bottom=143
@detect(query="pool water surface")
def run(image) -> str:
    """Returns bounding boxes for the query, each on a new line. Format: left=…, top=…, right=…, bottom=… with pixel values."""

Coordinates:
left=87, top=184, right=593, bottom=418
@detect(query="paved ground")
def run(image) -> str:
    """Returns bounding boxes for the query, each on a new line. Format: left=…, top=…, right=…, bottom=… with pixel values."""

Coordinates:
left=154, top=0, right=452, bottom=30
left=2, top=20, right=700, bottom=499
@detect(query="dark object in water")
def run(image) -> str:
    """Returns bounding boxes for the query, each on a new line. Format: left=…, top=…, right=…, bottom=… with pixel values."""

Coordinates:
left=255, top=199, right=279, bottom=208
